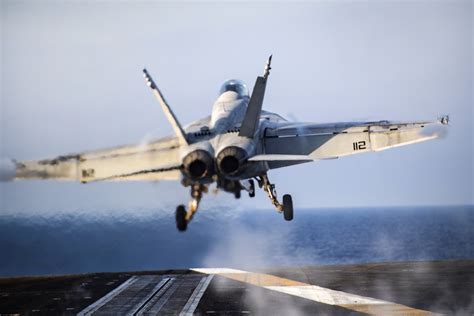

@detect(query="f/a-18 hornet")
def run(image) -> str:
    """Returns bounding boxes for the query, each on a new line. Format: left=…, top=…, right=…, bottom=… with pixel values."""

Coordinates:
left=6, top=56, right=448, bottom=231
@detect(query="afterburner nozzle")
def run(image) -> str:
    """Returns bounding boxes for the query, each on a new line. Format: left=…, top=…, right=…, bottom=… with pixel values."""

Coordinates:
left=216, top=146, right=248, bottom=176
left=182, top=150, right=215, bottom=180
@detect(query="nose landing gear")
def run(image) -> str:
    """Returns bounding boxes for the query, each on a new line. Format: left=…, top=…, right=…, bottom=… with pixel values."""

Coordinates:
left=175, top=183, right=207, bottom=232
left=258, top=173, right=293, bottom=221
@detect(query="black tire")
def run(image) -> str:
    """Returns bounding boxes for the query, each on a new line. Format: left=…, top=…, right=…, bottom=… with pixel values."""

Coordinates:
left=282, top=194, right=293, bottom=221
left=249, top=179, right=255, bottom=198
left=175, top=205, right=187, bottom=231
left=234, top=190, right=241, bottom=199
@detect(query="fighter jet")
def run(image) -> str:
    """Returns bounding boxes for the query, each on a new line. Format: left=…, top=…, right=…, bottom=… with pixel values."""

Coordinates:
left=5, top=56, right=449, bottom=231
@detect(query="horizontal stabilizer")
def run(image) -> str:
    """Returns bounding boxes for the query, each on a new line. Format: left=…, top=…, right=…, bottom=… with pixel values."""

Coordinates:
left=248, top=154, right=314, bottom=162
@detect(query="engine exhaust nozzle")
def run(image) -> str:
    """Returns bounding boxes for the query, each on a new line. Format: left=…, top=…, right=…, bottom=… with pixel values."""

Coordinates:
left=182, top=150, right=214, bottom=180
left=216, top=146, right=247, bottom=176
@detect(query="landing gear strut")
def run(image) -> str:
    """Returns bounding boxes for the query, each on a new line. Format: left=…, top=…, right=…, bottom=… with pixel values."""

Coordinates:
left=258, top=173, right=293, bottom=221
left=248, top=179, right=255, bottom=198
left=238, top=179, right=255, bottom=198
left=175, top=183, right=207, bottom=231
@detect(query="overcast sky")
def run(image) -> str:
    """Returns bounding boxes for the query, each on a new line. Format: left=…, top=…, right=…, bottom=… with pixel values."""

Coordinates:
left=1, top=1, right=472, bottom=215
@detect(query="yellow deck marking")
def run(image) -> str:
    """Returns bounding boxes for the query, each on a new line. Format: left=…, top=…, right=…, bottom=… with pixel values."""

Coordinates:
left=340, top=303, right=433, bottom=315
left=192, top=268, right=441, bottom=316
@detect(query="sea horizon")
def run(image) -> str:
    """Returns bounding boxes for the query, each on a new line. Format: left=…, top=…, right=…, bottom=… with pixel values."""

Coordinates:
left=1, top=205, right=472, bottom=277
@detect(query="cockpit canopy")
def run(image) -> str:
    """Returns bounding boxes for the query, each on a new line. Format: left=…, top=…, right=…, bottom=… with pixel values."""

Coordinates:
left=219, top=79, right=249, bottom=98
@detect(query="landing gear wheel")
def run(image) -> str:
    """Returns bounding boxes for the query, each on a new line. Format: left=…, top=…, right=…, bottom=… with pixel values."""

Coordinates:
left=175, top=205, right=187, bottom=231
left=234, top=190, right=241, bottom=199
left=248, top=179, right=255, bottom=198
left=282, top=194, right=293, bottom=221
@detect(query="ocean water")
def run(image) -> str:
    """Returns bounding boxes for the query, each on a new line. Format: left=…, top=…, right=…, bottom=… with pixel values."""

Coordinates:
left=0, top=205, right=472, bottom=277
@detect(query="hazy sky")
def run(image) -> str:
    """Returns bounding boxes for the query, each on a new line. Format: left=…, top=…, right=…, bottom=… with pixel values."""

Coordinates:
left=1, top=1, right=472, bottom=215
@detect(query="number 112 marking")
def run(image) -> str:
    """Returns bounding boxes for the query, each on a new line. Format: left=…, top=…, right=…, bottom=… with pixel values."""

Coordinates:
left=353, top=141, right=366, bottom=151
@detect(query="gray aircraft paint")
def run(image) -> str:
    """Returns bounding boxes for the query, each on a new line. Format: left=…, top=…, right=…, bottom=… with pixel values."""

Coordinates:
left=2, top=2, right=471, bottom=211
left=7, top=61, right=447, bottom=198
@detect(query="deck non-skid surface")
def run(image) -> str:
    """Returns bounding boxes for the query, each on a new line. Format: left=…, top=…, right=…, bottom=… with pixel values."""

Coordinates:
left=0, top=260, right=472, bottom=315
left=78, top=274, right=212, bottom=315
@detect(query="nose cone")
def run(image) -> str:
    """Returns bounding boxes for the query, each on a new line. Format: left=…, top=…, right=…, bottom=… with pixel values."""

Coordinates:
left=216, top=146, right=247, bottom=176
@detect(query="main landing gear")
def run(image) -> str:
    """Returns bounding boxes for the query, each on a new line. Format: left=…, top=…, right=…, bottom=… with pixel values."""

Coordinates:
left=175, top=183, right=207, bottom=232
left=239, top=179, right=255, bottom=198
left=257, top=173, right=293, bottom=221
left=175, top=174, right=292, bottom=231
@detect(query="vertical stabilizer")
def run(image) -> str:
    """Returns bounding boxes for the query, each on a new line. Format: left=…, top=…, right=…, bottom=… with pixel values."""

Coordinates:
left=143, top=69, right=188, bottom=145
left=239, top=55, right=272, bottom=138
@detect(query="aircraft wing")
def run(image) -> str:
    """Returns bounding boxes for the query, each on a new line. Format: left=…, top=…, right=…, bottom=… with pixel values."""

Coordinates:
left=259, top=117, right=447, bottom=169
left=12, top=136, right=183, bottom=183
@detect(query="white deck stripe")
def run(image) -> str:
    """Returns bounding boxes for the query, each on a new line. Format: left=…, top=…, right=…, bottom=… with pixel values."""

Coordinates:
left=127, top=277, right=172, bottom=316
left=191, top=268, right=439, bottom=315
left=77, top=276, right=138, bottom=316
left=192, top=268, right=246, bottom=274
left=266, top=285, right=389, bottom=305
left=179, top=275, right=214, bottom=316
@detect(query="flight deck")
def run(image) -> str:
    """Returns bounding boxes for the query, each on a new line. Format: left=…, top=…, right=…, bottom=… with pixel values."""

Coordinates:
left=0, top=260, right=472, bottom=315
